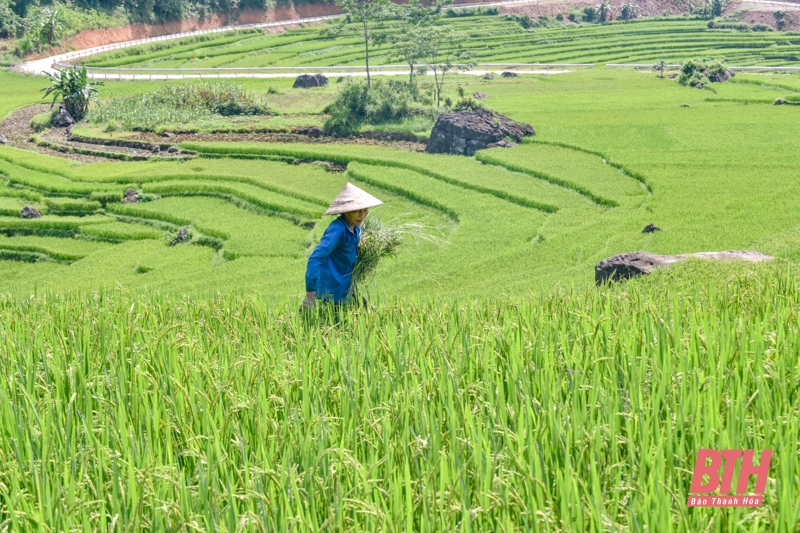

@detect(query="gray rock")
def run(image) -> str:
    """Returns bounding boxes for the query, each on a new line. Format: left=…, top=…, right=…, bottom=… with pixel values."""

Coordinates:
left=708, top=69, right=735, bottom=83
left=595, top=250, right=773, bottom=285
left=483, top=73, right=495, bottom=80
left=150, top=145, right=160, bottom=153
left=0, top=134, right=7, bottom=145
left=642, top=223, right=661, bottom=233
left=161, top=131, right=176, bottom=138
left=293, top=73, right=329, bottom=88
left=501, top=71, right=518, bottom=77
left=122, top=188, right=139, bottom=203
left=54, top=106, right=75, bottom=127
left=21, top=206, right=43, bottom=218
left=426, top=109, right=535, bottom=156
left=171, top=225, right=192, bottom=246
left=306, top=126, right=323, bottom=138
left=473, top=92, right=489, bottom=99
left=775, top=98, right=786, bottom=105
left=167, top=146, right=180, bottom=154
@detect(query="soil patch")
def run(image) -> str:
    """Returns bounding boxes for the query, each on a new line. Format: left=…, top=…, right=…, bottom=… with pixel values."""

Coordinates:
left=129, top=131, right=426, bottom=152
left=0, top=104, right=107, bottom=163
left=501, top=0, right=691, bottom=19
left=724, top=5, right=800, bottom=31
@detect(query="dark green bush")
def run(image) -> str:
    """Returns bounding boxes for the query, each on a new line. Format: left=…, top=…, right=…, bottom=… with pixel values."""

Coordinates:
left=678, top=58, right=728, bottom=87
left=444, top=6, right=498, bottom=17
left=323, top=80, right=439, bottom=136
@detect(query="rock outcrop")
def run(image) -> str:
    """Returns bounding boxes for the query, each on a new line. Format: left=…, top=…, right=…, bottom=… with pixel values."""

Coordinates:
left=595, top=250, right=773, bottom=285
left=293, top=74, right=328, bottom=88
left=426, top=109, right=534, bottom=156
left=708, top=69, right=735, bottom=83
left=122, top=188, right=139, bottom=203
left=54, top=106, right=75, bottom=127
left=21, top=206, right=43, bottom=218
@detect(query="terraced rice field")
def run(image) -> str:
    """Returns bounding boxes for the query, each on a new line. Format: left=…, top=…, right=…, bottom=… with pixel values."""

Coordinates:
left=81, top=16, right=800, bottom=69
left=3, top=66, right=800, bottom=295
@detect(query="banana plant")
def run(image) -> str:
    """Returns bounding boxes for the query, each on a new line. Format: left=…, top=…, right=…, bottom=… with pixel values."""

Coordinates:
left=41, top=66, right=103, bottom=121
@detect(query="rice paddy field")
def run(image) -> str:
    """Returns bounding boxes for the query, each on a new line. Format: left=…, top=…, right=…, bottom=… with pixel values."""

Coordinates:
left=78, top=16, right=800, bottom=69
left=2, top=12, right=800, bottom=531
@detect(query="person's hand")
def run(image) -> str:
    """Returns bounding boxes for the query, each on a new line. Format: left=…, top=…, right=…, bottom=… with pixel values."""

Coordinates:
left=301, top=293, right=315, bottom=312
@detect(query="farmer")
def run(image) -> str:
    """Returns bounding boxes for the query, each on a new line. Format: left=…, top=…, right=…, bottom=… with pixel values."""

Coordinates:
left=302, top=183, right=383, bottom=310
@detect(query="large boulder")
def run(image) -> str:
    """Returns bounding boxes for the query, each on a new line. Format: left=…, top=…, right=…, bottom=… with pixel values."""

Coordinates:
left=54, top=106, right=75, bottom=127
left=21, top=206, right=43, bottom=218
left=293, top=74, right=329, bottom=88
left=595, top=250, right=773, bottom=285
left=426, top=108, right=535, bottom=156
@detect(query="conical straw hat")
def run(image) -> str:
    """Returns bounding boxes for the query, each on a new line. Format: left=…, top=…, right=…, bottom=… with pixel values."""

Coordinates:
left=323, top=183, right=383, bottom=215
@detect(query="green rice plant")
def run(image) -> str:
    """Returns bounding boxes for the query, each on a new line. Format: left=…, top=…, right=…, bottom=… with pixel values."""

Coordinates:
left=0, top=263, right=799, bottom=530
left=78, top=220, right=164, bottom=240
left=350, top=216, right=409, bottom=297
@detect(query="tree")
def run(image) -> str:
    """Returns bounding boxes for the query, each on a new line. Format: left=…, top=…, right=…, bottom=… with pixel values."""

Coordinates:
left=389, top=0, right=449, bottom=86
left=652, top=60, right=667, bottom=78
left=42, top=66, right=103, bottom=121
left=330, top=0, right=393, bottom=88
left=418, top=26, right=474, bottom=106
left=38, top=6, right=62, bottom=46
left=597, top=0, right=612, bottom=22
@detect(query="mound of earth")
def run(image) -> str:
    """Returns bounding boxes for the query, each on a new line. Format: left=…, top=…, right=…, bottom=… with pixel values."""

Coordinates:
left=426, top=108, right=535, bottom=156
left=21, top=206, right=43, bottom=218
left=293, top=74, right=328, bottom=88
left=595, top=250, right=773, bottom=284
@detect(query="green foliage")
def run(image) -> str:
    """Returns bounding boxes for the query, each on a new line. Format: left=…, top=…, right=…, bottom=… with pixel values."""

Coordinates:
left=90, top=82, right=269, bottom=130
left=323, top=78, right=438, bottom=135
left=678, top=57, right=728, bottom=86
left=41, top=66, right=102, bottom=121
left=1, top=264, right=799, bottom=528
left=619, top=2, right=639, bottom=20
left=350, top=215, right=402, bottom=296
left=30, top=111, right=55, bottom=132
left=444, top=6, right=498, bottom=17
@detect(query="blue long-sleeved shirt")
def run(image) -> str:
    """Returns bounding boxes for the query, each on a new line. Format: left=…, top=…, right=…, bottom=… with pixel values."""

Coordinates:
left=305, top=216, right=361, bottom=303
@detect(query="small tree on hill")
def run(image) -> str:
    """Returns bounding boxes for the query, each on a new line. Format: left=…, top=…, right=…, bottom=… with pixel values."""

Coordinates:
left=330, top=0, right=393, bottom=88
left=389, top=0, right=450, bottom=86
left=653, top=60, right=667, bottom=78
left=419, top=26, right=474, bottom=106
left=597, top=0, right=612, bottom=22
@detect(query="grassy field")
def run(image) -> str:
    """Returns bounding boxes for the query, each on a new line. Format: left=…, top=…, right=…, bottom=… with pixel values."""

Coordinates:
left=3, top=65, right=800, bottom=296
left=78, top=16, right=800, bottom=69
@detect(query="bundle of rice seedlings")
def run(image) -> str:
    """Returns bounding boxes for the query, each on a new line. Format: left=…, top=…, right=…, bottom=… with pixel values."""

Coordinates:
left=349, top=215, right=442, bottom=300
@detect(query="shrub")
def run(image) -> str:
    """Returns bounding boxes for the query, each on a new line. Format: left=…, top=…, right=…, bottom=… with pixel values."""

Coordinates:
left=323, top=79, right=439, bottom=136
left=619, top=2, right=639, bottom=20
left=678, top=58, right=728, bottom=87
left=89, top=82, right=270, bottom=130
left=444, top=6, right=498, bottom=17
